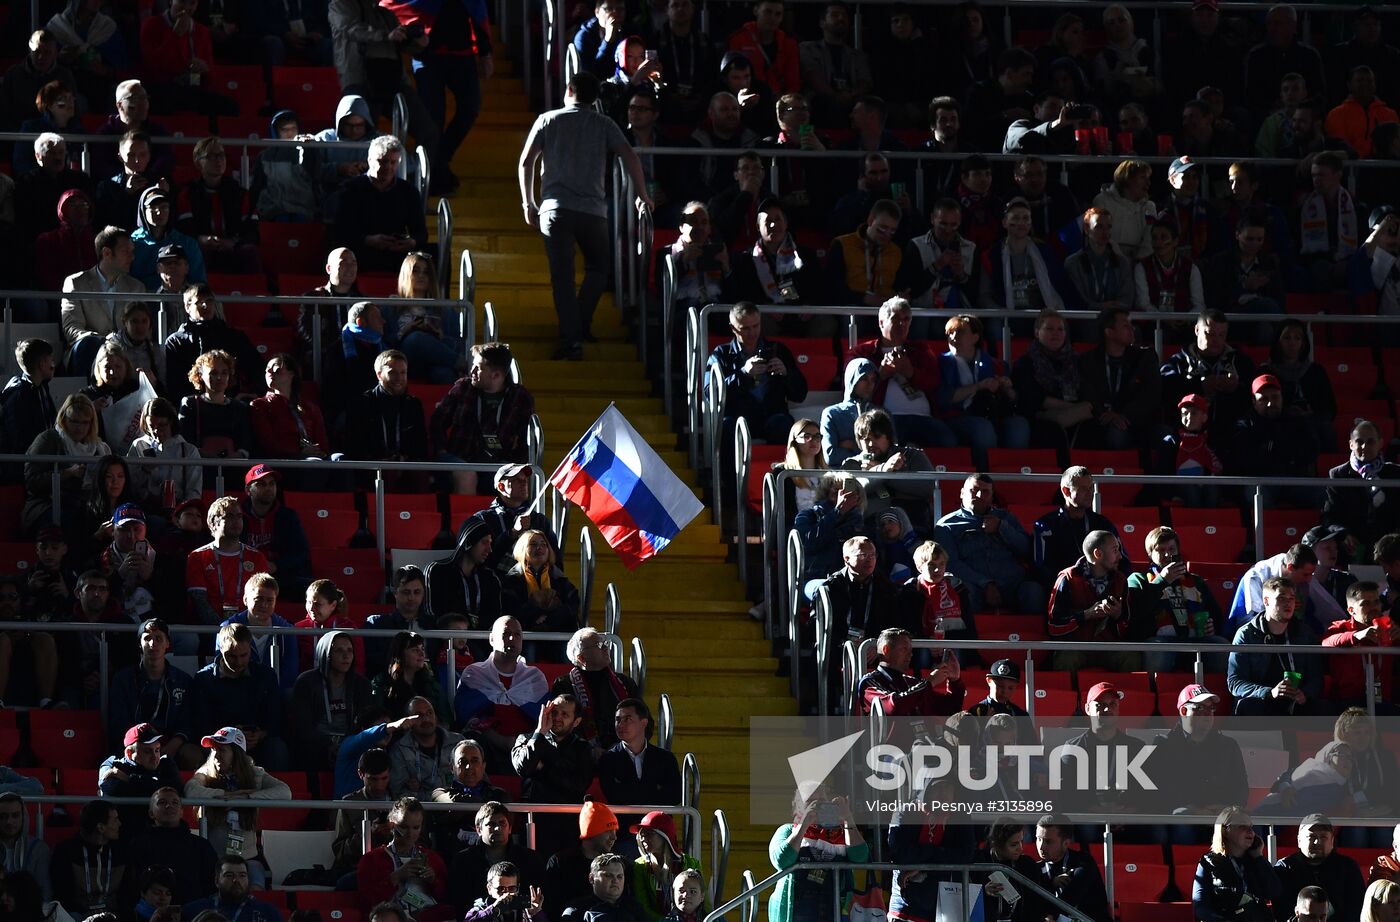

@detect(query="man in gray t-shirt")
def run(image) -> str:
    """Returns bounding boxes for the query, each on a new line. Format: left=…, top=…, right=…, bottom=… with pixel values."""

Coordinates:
left=518, top=71, right=652, bottom=361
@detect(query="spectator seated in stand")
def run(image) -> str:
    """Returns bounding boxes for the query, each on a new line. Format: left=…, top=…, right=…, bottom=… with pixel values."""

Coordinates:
left=598, top=697, right=681, bottom=810
left=1035, top=816, right=1111, bottom=922
left=722, top=198, right=824, bottom=323
left=22, top=394, right=112, bottom=538
left=1298, top=152, right=1362, bottom=292
left=936, top=313, right=1031, bottom=471
left=1033, top=466, right=1129, bottom=584
left=1190, top=807, right=1280, bottom=922
left=1273, top=815, right=1366, bottom=922
left=1204, top=211, right=1286, bottom=345
left=106, top=301, right=165, bottom=391
left=61, top=225, right=147, bottom=376
left=894, top=197, right=982, bottom=318
left=178, top=136, right=261, bottom=275
left=430, top=342, right=534, bottom=495
left=137, top=0, right=237, bottom=118
left=1133, top=213, right=1205, bottom=316
left=704, top=301, right=808, bottom=447
left=394, top=252, right=464, bottom=387
left=163, top=286, right=259, bottom=404
left=462, top=463, right=559, bottom=578
left=1012, top=309, right=1096, bottom=457
left=455, top=615, right=548, bottom=770
left=249, top=109, right=318, bottom=222
left=178, top=348, right=253, bottom=464
left=564, top=853, right=648, bottom=922
left=365, top=565, right=433, bottom=676
left=344, top=349, right=431, bottom=475
left=315, top=94, right=375, bottom=222
left=848, top=296, right=955, bottom=449
left=1046, top=529, right=1140, bottom=674
left=128, top=787, right=219, bottom=907
left=191, top=622, right=287, bottom=769
left=1092, top=159, right=1156, bottom=262
left=332, top=746, right=394, bottom=879
left=1321, top=582, right=1398, bottom=712
left=552, top=627, right=639, bottom=750
left=357, top=796, right=454, bottom=921
left=293, top=578, right=359, bottom=665
left=1323, top=421, right=1400, bottom=562
left=856, top=626, right=966, bottom=718
left=428, top=741, right=507, bottom=855
left=503, top=530, right=581, bottom=644
left=388, top=696, right=461, bottom=802
left=292, top=628, right=374, bottom=772
left=1228, top=374, right=1321, bottom=506
left=934, top=473, right=1044, bottom=615
left=184, top=726, right=292, bottom=889
left=1128, top=526, right=1229, bottom=674
left=574, top=0, right=627, bottom=80
left=794, top=471, right=869, bottom=597
left=34, top=188, right=96, bottom=293
left=1, top=338, right=59, bottom=468
left=250, top=353, right=330, bottom=467
left=628, top=811, right=703, bottom=922
left=426, top=518, right=503, bottom=631
left=826, top=151, right=919, bottom=242
left=512, top=693, right=597, bottom=856
left=97, top=720, right=185, bottom=837
left=1228, top=577, right=1326, bottom=716
left=16, top=132, right=94, bottom=256
left=461, top=859, right=549, bottom=922
left=50, top=799, right=128, bottom=916
left=183, top=854, right=283, bottom=922
left=1064, top=209, right=1138, bottom=314
left=449, top=801, right=546, bottom=913
left=335, top=135, right=428, bottom=272
left=1230, top=543, right=1345, bottom=637
left=95, top=131, right=166, bottom=232
left=838, top=409, right=935, bottom=533
left=373, top=631, right=450, bottom=725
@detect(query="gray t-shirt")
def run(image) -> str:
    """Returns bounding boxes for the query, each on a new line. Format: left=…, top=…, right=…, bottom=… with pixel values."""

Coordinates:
left=523, top=104, right=631, bottom=218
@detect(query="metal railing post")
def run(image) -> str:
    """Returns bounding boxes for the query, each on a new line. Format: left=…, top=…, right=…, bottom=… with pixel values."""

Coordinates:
left=629, top=637, right=646, bottom=697
left=658, top=692, right=673, bottom=751
left=735, top=416, right=751, bottom=579
left=579, top=527, right=596, bottom=626
left=1253, top=486, right=1266, bottom=561
left=375, top=468, right=387, bottom=579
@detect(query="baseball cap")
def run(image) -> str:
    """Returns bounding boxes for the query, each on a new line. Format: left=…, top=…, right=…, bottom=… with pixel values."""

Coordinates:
left=579, top=798, right=619, bottom=840
left=138, top=617, right=170, bottom=639
left=172, top=498, right=204, bottom=519
left=1303, top=524, right=1347, bottom=547
left=36, top=525, right=66, bottom=544
left=201, top=726, right=248, bottom=751
left=1085, top=681, right=1124, bottom=704
left=124, top=722, right=162, bottom=748
left=112, top=503, right=146, bottom=527
left=1176, top=683, right=1220, bottom=710
left=1168, top=156, right=1201, bottom=178
left=988, top=659, right=1021, bottom=681
left=157, top=243, right=188, bottom=262
left=245, top=463, right=278, bottom=486
left=1178, top=393, right=1209, bottom=411
left=1299, top=813, right=1334, bottom=833
left=1251, top=374, right=1281, bottom=394
left=629, top=811, right=682, bottom=857
left=495, top=462, right=530, bottom=484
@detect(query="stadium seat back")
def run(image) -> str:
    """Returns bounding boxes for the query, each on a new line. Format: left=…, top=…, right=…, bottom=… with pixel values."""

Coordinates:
left=29, top=710, right=105, bottom=767
left=258, top=223, right=327, bottom=275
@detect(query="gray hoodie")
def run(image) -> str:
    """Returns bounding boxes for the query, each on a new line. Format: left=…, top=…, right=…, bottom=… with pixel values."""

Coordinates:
left=0, top=791, right=51, bottom=901
left=291, top=629, right=374, bottom=767
left=820, top=358, right=877, bottom=467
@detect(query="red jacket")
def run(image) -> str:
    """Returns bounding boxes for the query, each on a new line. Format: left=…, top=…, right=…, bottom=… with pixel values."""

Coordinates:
left=1322, top=616, right=1394, bottom=702
left=850, top=338, right=940, bottom=407
left=140, top=14, right=215, bottom=84
left=250, top=392, right=329, bottom=458
left=727, top=22, right=802, bottom=96
left=356, top=845, right=449, bottom=912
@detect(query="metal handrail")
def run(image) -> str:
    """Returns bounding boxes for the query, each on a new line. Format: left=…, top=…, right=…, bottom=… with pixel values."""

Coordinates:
left=435, top=198, right=453, bottom=294
left=413, top=143, right=427, bottom=197
left=579, top=526, right=596, bottom=625
left=738, top=869, right=758, bottom=922
left=662, top=250, right=679, bottom=423
left=547, top=482, right=571, bottom=557
left=636, top=200, right=655, bottom=369
left=629, top=636, right=647, bottom=698
left=684, top=307, right=702, bottom=470
left=706, top=863, right=1094, bottom=922
left=709, top=809, right=730, bottom=909
left=681, top=752, right=701, bottom=862
left=784, top=529, right=804, bottom=700
left=658, top=692, right=674, bottom=752
left=734, top=416, right=752, bottom=576
left=604, top=582, right=622, bottom=639
left=760, top=474, right=778, bottom=642
left=704, top=363, right=726, bottom=521
left=392, top=93, right=409, bottom=148
left=459, top=248, right=477, bottom=305
left=814, top=585, right=833, bottom=716
left=484, top=300, right=498, bottom=343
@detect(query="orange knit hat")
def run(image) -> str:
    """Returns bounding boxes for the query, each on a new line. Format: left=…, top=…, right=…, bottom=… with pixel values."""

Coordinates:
left=579, top=798, right=619, bottom=839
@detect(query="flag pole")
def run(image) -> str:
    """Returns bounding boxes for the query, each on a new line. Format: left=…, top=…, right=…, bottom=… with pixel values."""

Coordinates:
left=524, top=402, right=617, bottom=517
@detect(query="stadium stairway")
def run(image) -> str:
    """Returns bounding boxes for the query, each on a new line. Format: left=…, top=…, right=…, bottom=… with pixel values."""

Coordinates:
left=445, top=41, right=794, bottom=899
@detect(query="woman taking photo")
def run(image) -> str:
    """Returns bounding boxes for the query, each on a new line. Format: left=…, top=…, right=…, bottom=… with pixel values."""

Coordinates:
left=394, top=252, right=462, bottom=385
left=127, top=397, right=201, bottom=515
left=184, top=726, right=292, bottom=889
left=767, top=784, right=867, bottom=922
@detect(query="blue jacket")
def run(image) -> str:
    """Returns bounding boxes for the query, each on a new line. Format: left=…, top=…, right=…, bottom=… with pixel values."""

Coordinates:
left=933, top=505, right=1034, bottom=591
left=334, top=721, right=391, bottom=798
left=572, top=16, right=623, bottom=79
left=793, top=499, right=868, bottom=583
left=191, top=658, right=284, bottom=739
left=1226, top=612, right=1324, bottom=705
left=131, top=186, right=207, bottom=289
left=936, top=348, right=1008, bottom=415
left=706, top=336, right=809, bottom=428
left=820, top=358, right=876, bottom=467
left=106, top=660, right=196, bottom=750
left=221, top=610, right=301, bottom=691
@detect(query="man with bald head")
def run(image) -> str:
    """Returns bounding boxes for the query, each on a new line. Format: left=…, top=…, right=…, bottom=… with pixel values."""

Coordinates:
left=689, top=91, right=760, bottom=201
left=457, top=616, right=550, bottom=772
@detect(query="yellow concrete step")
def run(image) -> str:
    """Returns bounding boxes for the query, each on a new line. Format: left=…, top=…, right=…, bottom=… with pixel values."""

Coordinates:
left=514, top=340, right=638, bottom=362
left=603, top=574, right=747, bottom=601
left=648, top=670, right=789, bottom=697
left=671, top=697, right=797, bottom=722
left=645, top=637, right=772, bottom=658
left=455, top=232, right=541, bottom=255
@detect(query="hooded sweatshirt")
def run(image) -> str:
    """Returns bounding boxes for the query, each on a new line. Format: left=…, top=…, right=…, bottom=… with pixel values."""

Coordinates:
left=292, top=629, right=375, bottom=768
left=819, top=358, right=876, bottom=466
left=425, top=522, right=504, bottom=628
left=130, top=186, right=207, bottom=289
left=316, top=95, right=375, bottom=185
left=251, top=110, right=318, bottom=220
left=0, top=800, right=52, bottom=900
left=34, top=189, right=96, bottom=291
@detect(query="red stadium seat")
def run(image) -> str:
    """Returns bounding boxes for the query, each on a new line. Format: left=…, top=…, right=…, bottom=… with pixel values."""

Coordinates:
left=208, top=65, right=267, bottom=116
left=1112, top=862, right=1169, bottom=903
left=448, top=495, right=493, bottom=520
left=1258, top=510, right=1320, bottom=555
left=1120, top=903, right=1193, bottom=922
left=1077, top=670, right=1152, bottom=693
left=258, top=223, right=326, bottom=275
left=987, top=449, right=1060, bottom=505
left=924, top=446, right=974, bottom=474
left=249, top=327, right=297, bottom=362
left=29, top=710, right=105, bottom=767
left=977, top=615, right=1047, bottom=665
left=295, top=507, right=361, bottom=547
left=1035, top=670, right=1075, bottom=689
left=0, top=727, right=18, bottom=763
left=324, top=548, right=387, bottom=603
left=1086, top=843, right=1167, bottom=867
left=374, top=508, right=449, bottom=550
left=1111, top=508, right=1165, bottom=558
left=0, top=542, right=36, bottom=572
left=211, top=273, right=271, bottom=298
left=1029, top=686, right=1078, bottom=716
left=1072, top=449, right=1145, bottom=505
left=254, top=890, right=292, bottom=911
left=415, top=383, right=452, bottom=412
left=1171, top=525, right=1247, bottom=563
left=1186, top=561, right=1246, bottom=598
left=57, top=768, right=100, bottom=795
left=292, top=891, right=362, bottom=921
left=747, top=445, right=785, bottom=513
left=269, top=68, right=342, bottom=128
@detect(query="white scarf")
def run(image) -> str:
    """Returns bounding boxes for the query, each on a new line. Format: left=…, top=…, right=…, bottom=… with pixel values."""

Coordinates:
left=751, top=236, right=804, bottom=303
left=46, top=8, right=118, bottom=53
left=999, top=240, right=1063, bottom=310
left=459, top=655, right=549, bottom=707
left=56, top=426, right=109, bottom=459
left=1299, top=187, right=1358, bottom=258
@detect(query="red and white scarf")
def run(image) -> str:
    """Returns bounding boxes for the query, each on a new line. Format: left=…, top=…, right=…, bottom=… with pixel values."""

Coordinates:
left=751, top=236, right=804, bottom=303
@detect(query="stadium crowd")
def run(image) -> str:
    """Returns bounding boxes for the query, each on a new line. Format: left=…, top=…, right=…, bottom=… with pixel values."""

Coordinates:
left=2, top=0, right=1400, bottom=922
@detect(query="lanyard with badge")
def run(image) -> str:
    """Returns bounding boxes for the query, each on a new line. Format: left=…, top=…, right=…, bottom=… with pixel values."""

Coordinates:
left=478, top=393, right=506, bottom=453
left=214, top=547, right=245, bottom=612
left=389, top=842, right=437, bottom=910
left=83, top=845, right=112, bottom=908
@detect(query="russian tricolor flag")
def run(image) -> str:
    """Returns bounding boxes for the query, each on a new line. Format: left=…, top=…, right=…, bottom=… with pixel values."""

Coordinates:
left=549, top=406, right=704, bottom=570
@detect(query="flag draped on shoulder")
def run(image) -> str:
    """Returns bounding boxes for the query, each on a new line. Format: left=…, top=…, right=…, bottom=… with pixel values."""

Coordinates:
left=549, top=406, right=704, bottom=570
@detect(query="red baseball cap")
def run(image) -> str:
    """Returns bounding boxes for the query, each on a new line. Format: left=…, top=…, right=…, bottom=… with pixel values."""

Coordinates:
left=244, top=463, right=279, bottom=486
left=1176, top=683, right=1220, bottom=711
left=1178, top=394, right=1209, bottom=411
left=1251, top=374, right=1281, bottom=394
left=1085, top=682, right=1124, bottom=705
left=124, top=722, right=162, bottom=748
